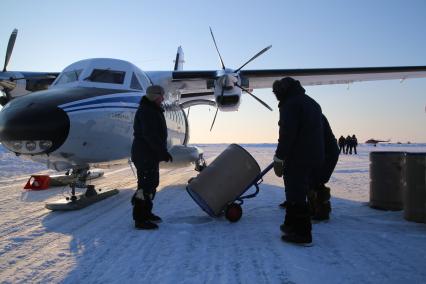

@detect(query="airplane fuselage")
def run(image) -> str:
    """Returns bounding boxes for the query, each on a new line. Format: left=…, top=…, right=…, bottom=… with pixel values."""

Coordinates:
left=0, top=58, right=192, bottom=171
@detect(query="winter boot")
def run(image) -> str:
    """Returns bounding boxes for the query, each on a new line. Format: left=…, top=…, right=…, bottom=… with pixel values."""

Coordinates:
left=144, top=198, right=162, bottom=223
left=307, top=190, right=316, bottom=216
left=132, top=196, right=158, bottom=230
left=281, top=202, right=312, bottom=245
left=312, top=185, right=331, bottom=221
left=280, top=205, right=295, bottom=234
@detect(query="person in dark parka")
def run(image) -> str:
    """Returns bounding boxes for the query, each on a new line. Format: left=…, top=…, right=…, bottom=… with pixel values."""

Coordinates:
left=338, top=135, right=346, bottom=154
left=352, top=134, right=358, bottom=154
left=131, top=85, right=173, bottom=230
left=273, top=77, right=325, bottom=245
left=345, top=135, right=352, bottom=154
left=308, top=115, right=339, bottom=221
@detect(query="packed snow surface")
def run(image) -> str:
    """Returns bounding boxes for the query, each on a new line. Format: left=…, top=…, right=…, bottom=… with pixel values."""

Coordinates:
left=0, top=144, right=425, bottom=283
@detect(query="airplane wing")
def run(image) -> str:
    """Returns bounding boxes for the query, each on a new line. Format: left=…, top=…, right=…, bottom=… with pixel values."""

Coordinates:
left=241, top=66, right=426, bottom=88
left=172, top=66, right=426, bottom=96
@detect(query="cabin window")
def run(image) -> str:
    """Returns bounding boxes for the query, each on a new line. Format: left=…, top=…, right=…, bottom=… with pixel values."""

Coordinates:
left=55, top=69, right=82, bottom=85
left=85, top=69, right=125, bottom=84
left=130, top=73, right=143, bottom=90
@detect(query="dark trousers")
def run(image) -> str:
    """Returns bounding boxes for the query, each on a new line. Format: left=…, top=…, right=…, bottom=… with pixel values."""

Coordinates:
left=283, top=164, right=313, bottom=204
left=133, top=158, right=160, bottom=199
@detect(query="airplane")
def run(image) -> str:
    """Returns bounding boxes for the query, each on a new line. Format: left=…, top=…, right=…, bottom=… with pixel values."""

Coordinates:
left=1, top=28, right=426, bottom=210
left=365, top=138, right=391, bottom=146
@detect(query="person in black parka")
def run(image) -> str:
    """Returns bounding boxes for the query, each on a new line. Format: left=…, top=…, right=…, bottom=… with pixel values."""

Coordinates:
left=131, top=85, right=173, bottom=230
left=338, top=135, right=346, bottom=154
left=346, top=135, right=352, bottom=154
left=273, top=77, right=325, bottom=245
left=308, top=115, right=339, bottom=221
left=352, top=134, right=358, bottom=154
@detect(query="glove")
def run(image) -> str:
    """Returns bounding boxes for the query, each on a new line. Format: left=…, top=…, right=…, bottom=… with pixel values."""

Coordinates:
left=273, top=155, right=284, bottom=177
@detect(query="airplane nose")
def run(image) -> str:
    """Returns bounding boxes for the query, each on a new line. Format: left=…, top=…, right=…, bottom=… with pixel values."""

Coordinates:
left=0, top=97, right=70, bottom=154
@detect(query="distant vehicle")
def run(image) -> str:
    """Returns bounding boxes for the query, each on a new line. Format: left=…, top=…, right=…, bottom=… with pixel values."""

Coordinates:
left=365, top=139, right=390, bottom=146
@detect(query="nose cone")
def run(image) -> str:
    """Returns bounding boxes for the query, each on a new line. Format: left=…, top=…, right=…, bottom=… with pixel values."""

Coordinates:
left=0, top=95, right=70, bottom=154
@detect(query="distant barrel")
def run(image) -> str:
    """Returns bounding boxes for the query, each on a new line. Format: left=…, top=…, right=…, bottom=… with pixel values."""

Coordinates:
left=187, top=144, right=260, bottom=217
left=404, top=153, right=426, bottom=223
left=369, top=151, right=406, bottom=210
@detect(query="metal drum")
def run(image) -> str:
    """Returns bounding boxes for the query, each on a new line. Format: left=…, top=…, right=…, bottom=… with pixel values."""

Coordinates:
left=404, top=153, right=426, bottom=223
left=369, top=151, right=406, bottom=210
left=187, top=144, right=261, bottom=217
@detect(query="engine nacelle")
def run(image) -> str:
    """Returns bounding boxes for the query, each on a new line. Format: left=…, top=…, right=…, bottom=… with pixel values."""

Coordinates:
left=0, top=72, right=32, bottom=100
left=213, top=73, right=242, bottom=110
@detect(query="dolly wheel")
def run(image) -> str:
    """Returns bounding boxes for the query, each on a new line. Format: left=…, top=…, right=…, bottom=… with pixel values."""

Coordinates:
left=225, top=203, right=243, bottom=222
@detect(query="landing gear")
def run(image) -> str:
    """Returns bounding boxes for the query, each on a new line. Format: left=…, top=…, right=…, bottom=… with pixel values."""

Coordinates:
left=195, top=154, right=207, bottom=172
left=45, top=167, right=118, bottom=211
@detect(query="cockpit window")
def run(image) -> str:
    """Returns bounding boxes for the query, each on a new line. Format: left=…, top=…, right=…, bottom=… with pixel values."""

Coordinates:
left=55, top=69, right=82, bottom=85
left=130, top=73, right=143, bottom=90
left=85, top=69, right=125, bottom=84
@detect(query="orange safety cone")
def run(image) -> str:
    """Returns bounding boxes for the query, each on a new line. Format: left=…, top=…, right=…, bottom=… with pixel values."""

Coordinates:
left=24, top=175, right=51, bottom=190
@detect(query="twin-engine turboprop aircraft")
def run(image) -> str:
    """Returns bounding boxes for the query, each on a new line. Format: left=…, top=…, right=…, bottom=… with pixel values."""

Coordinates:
left=1, top=28, right=426, bottom=210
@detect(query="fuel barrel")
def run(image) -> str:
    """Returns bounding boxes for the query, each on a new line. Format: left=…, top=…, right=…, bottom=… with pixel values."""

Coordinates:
left=404, top=153, right=426, bottom=223
left=369, top=152, right=406, bottom=210
left=186, top=144, right=261, bottom=217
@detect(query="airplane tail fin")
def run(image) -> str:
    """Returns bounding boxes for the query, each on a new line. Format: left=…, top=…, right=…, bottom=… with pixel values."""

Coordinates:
left=174, top=46, right=185, bottom=71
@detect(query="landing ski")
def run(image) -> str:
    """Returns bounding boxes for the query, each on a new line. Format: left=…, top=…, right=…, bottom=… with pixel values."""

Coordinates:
left=45, top=188, right=118, bottom=211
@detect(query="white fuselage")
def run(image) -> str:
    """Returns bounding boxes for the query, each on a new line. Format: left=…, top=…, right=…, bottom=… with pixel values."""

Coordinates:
left=0, top=58, right=197, bottom=171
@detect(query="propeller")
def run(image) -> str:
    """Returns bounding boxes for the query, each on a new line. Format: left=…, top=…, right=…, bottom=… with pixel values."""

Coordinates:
left=3, top=29, right=17, bottom=72
left=208, top=28, right=273, bottom=131
left=0, top=29, right=18, bottom=106
left=0, top=29, right=57, bottom=106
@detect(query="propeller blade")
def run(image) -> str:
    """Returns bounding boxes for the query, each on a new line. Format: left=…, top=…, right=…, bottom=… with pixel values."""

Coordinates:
left=210, top=83, right=227, bottom=131
left=209, top=27, right=226, bottom=70
left=210, top=106, right=219, bottom=131
left=3, top=29, right=18, bottom=72
left=234, top=45, right=272, bottom=73
left=236, top=83, right=273, bottom=111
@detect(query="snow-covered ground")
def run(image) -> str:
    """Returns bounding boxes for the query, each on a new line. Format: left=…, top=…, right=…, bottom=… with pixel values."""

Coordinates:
left=0, top=143, right=425, bottom=283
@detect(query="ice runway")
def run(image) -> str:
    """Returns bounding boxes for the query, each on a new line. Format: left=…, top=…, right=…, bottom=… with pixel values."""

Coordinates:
left=0, top=144, right=425, bottom=283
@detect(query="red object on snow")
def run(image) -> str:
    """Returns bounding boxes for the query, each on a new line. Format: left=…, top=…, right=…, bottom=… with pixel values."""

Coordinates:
left=24, top=175, right=51, bottom=190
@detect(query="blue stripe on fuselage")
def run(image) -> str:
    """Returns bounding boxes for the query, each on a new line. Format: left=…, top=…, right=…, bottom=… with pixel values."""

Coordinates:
left=66, top=105, right=138, bottom=113
left=62, top=95, right=141, bottom=110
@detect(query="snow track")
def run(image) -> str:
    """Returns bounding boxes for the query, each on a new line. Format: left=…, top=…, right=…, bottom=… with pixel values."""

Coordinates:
left=1, top=144, right=426, bottom=283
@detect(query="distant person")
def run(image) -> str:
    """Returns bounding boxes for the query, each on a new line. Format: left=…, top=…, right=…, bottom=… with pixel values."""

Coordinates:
left=352, top=134, right=358, bottom=154
left=308, top=115, right=339, bottom=221
left=345, top=135, right=352, bottom=154
left=338, top=135, right=346, bottom=154
left=131, top=85, right=173, bottom=230
left=273, top=77, right=325, bottom=245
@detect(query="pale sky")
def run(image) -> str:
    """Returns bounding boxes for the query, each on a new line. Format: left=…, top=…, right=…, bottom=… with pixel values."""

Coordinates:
left=1, top=0, right=425, bottom=143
